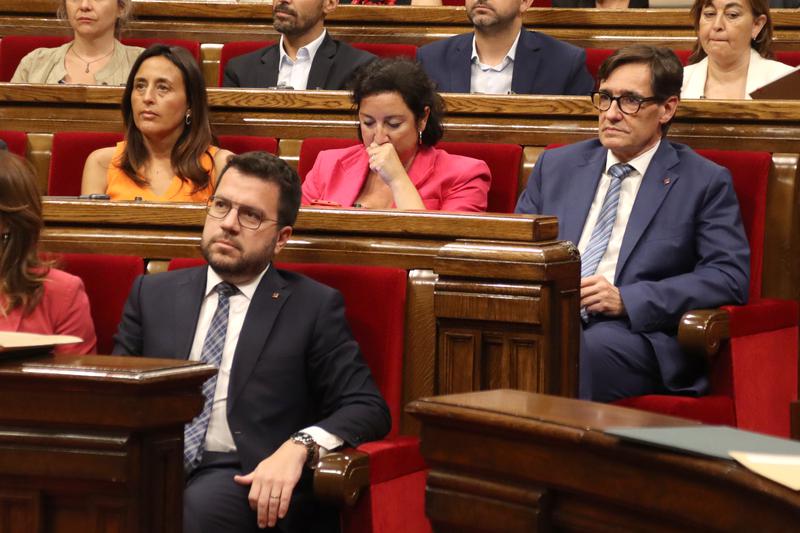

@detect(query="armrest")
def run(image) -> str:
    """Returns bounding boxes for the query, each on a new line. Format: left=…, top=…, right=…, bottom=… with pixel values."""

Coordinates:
left=678, top=299, right=800, bottom=361
left=313, top=435, right=426, bottom=507
left=678, top=308, right=730, bottom=362
left=314, top=448, right=369, bottom=507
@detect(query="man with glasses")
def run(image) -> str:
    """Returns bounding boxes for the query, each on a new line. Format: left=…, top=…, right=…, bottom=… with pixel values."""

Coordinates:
left=515, top=45, right=749, bottom=403
left=113, top=152, right=390, bottom=532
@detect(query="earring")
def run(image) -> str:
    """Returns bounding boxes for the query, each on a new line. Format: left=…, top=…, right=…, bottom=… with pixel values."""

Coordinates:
left=1, top=233, right=9, bottom=244
left=185, top=110, right=192, bottom=126
left=418, top=130, right=423, bottom=145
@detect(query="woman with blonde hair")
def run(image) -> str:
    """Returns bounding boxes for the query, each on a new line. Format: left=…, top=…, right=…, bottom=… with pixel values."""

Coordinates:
left=0, top=151, right=96, bottom=354
left=12, top=0, right=143, bottom=85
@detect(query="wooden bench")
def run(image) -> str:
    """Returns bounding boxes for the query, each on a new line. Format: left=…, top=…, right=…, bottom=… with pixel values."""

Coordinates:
left=2, top=2, right=800, bottom=85
left=3, top=86, right=797, bottom=307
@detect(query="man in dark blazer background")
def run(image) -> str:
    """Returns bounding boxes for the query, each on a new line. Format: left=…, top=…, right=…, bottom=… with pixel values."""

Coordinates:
left=114, top=152, right=390, bottom=532
left=223, top=0, right=375, bottom=89
left=515, top=45, right=749, bottom=402
left=417, top=0, right=594, bottom=95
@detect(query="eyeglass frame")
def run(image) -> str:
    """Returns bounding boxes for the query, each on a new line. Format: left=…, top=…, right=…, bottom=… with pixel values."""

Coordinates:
left=590, top=91, right=662, bottom=115
left=205, top=195, right=279, bottom=230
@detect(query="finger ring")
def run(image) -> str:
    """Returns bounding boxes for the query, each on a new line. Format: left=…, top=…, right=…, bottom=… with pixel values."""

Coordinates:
left=270, top=495, right=280, bottom=499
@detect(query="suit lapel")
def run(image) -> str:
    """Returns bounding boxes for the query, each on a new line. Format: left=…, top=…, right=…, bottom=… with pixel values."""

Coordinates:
left=226, top=265, right=290, bottom=411
left=451, top=34, right=473, bottom=93
left=563, top=145, right=607, bottom=246
left=175, top=266, right=208, bottom=360
left=260, top=45, right=280, bottom=88
left=615, top=141, right=680, bottom=280
left=307, top=33, right=335, bottom=90
left=511, top=30, right=542, bottom=94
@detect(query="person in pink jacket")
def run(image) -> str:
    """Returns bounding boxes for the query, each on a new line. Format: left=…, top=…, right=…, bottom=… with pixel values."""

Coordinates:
left=0, top=151, right=96, bottom=354
left=302, top=58, right=491, bottom=212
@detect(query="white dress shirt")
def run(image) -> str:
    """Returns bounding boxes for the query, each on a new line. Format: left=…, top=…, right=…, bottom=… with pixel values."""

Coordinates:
left=276, top=29, right=327, bottom=90
left=190, top=265, right=343, bottom=455
left=469, top=31, right=520, bottom=95
left=577, top=140, right=661, bottom=284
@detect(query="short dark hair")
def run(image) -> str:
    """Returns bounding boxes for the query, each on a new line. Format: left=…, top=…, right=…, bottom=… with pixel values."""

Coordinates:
left=215, top=152, right=301, bottom=228
left=597, top=45, right=682, bottom=134
left=689, top=0, right=774, bottom=64
left=350, top=57, right=445, bottom=146
left=120, top=44, right=213, bottom=194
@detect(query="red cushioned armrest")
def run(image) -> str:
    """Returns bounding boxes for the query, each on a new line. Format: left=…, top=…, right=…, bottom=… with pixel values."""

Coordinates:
left=724, top=298, right=799, bottom=337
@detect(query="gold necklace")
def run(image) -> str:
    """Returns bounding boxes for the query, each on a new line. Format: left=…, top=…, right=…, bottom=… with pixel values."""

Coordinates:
left=69, top=44, right=114, bottom=74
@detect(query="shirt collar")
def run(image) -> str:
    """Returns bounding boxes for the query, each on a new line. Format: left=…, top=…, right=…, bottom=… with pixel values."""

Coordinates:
left=205, top=263, right=271, bottom=301
left=605, top=138, right=662, bottom=177
left=470, top=30, right=521, bottom=69
left=278, top=29, right=327, bottom=67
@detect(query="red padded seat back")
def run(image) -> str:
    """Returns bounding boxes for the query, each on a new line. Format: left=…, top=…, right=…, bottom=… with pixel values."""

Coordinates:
left=218, top=41, right=276, bottom=86
left=585, top=48, right=691, bottom=82
left=775, top=51, right=800, bottom=67
left=352, top=42, right=417, bottom=59
left=0, top=130, right=28, bottom=157
left=57, top=253, right=144, bottom=354
left=298, top=137, right=360, bottom=182
left=438, top=141, right=522, bottom=213
left=695, top=150, right=770, bottom=301
left=121, top=38, right=201, bottom=63
left=216, top=135, right=278, bottom=156
left=49, top=131, right=124, bottom=196
left=0, top=35, right=71, bottom=82
left=168, top=258, right=407, bottom=437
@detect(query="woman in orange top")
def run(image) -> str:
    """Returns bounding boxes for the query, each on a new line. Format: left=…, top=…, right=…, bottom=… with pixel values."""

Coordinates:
left=81, top=44, right=232, bottom=202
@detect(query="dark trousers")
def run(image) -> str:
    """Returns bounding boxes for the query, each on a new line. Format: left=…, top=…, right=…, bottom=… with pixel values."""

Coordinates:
left=184, top=452, right=341, bottom=533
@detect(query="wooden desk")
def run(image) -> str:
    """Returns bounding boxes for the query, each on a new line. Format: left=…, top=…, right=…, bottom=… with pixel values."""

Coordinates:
left=0, top=353, right=215, bottom=533
left=407, top=390, right=800, bottom=532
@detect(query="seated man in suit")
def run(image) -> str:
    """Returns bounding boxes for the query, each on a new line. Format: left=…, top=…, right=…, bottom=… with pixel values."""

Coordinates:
left=114, top=152, right=390, bottom=532
left=223, top=0, right=376, bottom=89
left=417, top=0, right=594, bottom=95
left=515, top=45, right=749, bottom=402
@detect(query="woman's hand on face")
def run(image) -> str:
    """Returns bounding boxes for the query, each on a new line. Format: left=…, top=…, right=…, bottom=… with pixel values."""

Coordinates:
left=366, top=142, right=409, bottom=186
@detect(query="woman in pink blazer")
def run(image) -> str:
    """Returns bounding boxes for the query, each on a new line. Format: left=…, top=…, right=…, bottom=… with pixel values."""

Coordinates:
left=0, top=151, right=96, bottom=354
left=302, top=58, right=491, bottom=212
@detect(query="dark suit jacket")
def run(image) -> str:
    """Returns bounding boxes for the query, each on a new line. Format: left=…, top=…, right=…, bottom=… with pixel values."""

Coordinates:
left=223, top=32, right=376, bottom=89
left=113, top=264, right=391, bottom=473
left=416, top=30, right=595, bottom=95
left=515, top=139, right=750, bottom=393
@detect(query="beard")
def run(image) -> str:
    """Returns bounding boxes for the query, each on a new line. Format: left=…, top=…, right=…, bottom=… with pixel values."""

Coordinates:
left=467, top=2, right=513, bottom=32
left=201, top=231, right=276, bottom=283
left=273, top=2, right=320, bottom=37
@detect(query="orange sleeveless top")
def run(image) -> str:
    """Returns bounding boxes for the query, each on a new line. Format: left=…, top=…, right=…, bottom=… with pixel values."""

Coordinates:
left=105, top=141, right=219, bottom=202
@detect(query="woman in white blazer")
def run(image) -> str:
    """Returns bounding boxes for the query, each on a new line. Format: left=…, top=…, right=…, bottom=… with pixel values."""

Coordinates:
left=682, top=0, right=796, bottom=99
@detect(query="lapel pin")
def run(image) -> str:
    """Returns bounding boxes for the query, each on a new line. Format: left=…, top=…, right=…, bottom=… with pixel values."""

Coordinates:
left=663, top=177, right=671, bottom=185
left=272, top=292, right=280, bottom=299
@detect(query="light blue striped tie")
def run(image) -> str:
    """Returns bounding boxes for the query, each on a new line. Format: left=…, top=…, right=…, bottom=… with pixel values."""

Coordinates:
left=183, top=281, right=239, bottom=472
left=580, top=163, right=634, bottom=321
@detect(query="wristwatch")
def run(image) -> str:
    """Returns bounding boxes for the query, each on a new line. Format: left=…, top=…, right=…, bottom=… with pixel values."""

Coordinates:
left=290, top=431, right=320, bottom=469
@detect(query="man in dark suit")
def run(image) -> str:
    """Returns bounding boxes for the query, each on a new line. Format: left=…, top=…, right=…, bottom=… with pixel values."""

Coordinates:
left=223, top=0, right=375, bottom=89
left=515, top=45, right=749, bottom=402
left=417, top=0, right=594, bottom=95
left=113, top=152, right=390, bottom=532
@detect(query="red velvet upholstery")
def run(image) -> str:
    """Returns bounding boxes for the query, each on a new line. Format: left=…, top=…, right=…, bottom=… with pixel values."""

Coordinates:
left=121, top=38, right=201, bottom=63
left=298, top=137, right=522, bottom=213
left=584, top=48, right=692, bottom=82
left=775, top=51, right=800, bottom=67
left=298, top=137, right=360, bottom=182
left=438, top=141, right=522, bottom=213
left=0, top=130, right=28, bottom=157
left=167, top=258, right=429, bottom=532
left=218, top=41, right=276, bottom=86
left=351, top=43, right=417, bottom=59
left=216, top=135, right=278, bottom=156
left=613, top=150, right=799, bottom=437
left=48, top=131, right=123, bottom=196
left=56, top=253, right=144, bottom=354
left=0, top=36, right=200, bottom=82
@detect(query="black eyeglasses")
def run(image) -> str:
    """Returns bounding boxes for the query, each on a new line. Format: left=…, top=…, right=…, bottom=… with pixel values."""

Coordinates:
left=206, top=196, right=277, bottom=230
left=591, top=91, right=660, bottom=115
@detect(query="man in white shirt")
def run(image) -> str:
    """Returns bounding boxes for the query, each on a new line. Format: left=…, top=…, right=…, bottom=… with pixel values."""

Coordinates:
left=417, top=0, right=594, bottom=94
left=113, top=152, right=390, bottom=532
left=515, top=45, right=750, bottom=402
left=223, top=0, right=375, bottom=89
